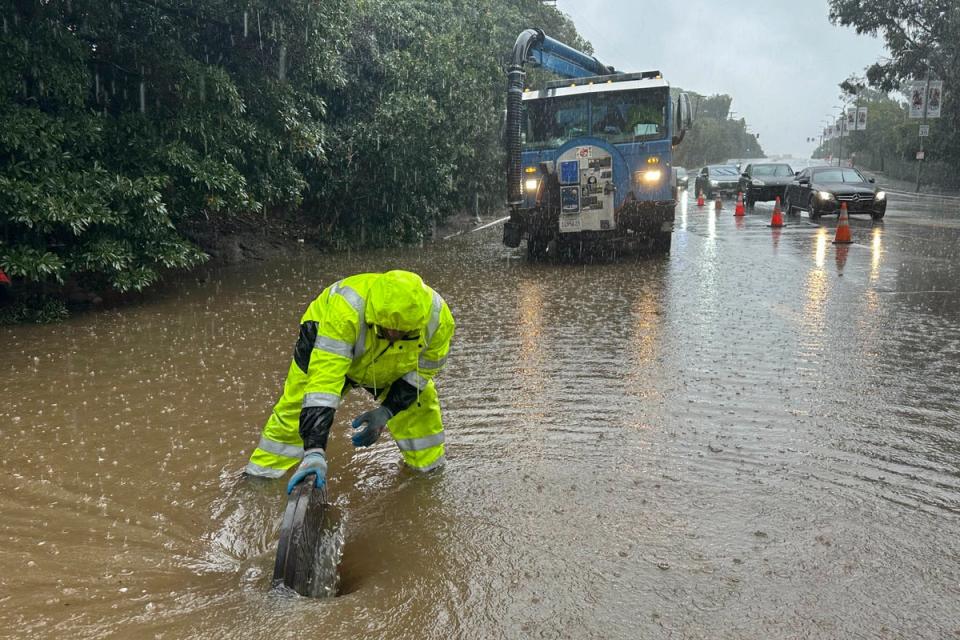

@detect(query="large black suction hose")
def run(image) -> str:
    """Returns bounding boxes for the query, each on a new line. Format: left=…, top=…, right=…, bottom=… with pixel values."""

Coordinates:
left=506, top=29, right=544, bottom=210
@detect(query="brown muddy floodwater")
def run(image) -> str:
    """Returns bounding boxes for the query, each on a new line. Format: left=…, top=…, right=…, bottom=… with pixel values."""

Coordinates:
left=2, top=191, right=960, bottom=639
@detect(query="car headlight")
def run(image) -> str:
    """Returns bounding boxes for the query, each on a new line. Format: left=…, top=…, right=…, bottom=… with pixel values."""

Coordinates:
left=818, top=191, right=834, bottom=200
left=710, top=179, right=718, bottom=186
left=875, top=191, right=886, bottom=201
left=524, top=178, right=538, bottom=193
left=752, top=179, right=766, bottom=186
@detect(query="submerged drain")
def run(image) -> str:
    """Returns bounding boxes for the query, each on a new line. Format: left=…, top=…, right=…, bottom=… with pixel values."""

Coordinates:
left=272, top=483, right=342, bottom=597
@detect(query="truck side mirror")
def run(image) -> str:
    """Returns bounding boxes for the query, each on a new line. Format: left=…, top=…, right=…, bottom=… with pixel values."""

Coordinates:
left=679, top=93, right=693, bottom=129
left=672, top=93, right=693, bottom=146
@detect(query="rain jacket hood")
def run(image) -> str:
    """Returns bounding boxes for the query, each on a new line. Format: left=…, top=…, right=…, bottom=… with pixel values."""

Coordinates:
left=366, top=270, right=432, bottom=332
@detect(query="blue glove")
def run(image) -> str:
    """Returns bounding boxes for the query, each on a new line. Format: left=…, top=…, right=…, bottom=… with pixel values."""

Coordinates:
left=286, top=449, right=327, bottom=494
left=351, top=406, right=393, bottom=447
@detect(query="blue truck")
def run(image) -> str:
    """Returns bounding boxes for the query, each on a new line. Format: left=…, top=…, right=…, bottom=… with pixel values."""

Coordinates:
left=503, top=29, right=693, bottom=257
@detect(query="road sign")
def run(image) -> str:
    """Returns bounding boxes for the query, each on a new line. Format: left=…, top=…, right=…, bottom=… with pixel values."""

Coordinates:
left=916, top=150, right=925, bottom=160
left=919, top=125, right=930, bottom=137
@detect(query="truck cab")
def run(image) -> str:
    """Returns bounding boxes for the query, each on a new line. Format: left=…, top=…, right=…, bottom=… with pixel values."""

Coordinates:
left=502, top=30, right=692, bottom=258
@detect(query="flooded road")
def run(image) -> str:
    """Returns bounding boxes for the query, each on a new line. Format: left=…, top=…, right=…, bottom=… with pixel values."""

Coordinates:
left=3, top=189, right=960, bottom=639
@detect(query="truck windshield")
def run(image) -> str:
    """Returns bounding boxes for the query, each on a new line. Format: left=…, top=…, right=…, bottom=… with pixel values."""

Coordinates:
left=522, top=87, right=667, bottom=150
left=590, top=88, right=667, bottom=143
left=523, top=95, right=589, bottom=150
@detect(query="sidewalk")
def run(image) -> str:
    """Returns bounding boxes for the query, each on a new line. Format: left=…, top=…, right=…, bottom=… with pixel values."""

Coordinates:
left=857, top=168, right=960, bottom=200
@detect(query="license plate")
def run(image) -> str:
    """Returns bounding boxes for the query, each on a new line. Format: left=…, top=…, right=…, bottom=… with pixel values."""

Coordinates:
left=559, top=215, right=581, bottom=233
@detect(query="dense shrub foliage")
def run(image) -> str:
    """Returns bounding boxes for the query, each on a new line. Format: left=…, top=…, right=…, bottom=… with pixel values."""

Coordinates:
left=0, top=0, right=582, bottom=306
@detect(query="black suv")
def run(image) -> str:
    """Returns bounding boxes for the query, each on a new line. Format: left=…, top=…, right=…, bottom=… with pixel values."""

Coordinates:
left=737, top=163, right=794, bottom=208
left=694, top=165, right=740, bottom=199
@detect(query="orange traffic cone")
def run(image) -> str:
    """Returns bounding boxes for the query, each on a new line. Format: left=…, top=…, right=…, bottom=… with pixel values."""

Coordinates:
left=734, top=191, right=745, bottom=216
left=714, top=194, right=723, bottom=211
left=768, top=196, right=785, bottom=228
left=697, top=190, right=705, bottom=207
left=833, top=203, right=853, bottom=244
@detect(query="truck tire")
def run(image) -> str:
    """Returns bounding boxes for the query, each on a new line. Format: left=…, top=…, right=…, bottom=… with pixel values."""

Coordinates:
left=503, top=221, right=522, bottom=248
left=653, top=231, right=672, bottom=254
left=527, top=233, right=548, bottom=260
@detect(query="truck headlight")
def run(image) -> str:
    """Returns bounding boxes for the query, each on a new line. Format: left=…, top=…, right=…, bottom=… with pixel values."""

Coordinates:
left=642, top=169, right=662, bottom=184
left=710, top=179, right=719, bottom=186
left=524, top=178, right=538, bottom=193
left=752, top=179, right=766, bottom=186
left=818, top=191, right=834, bottom=200
left=875, top=191, right=886, bottom=201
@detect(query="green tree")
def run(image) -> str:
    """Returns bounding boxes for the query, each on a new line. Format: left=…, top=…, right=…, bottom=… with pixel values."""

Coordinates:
left=0, top=0, right=352, bottom=300
left=672, top=92, right=764, bottom=168
left=829, top=0, right=959, bottom=170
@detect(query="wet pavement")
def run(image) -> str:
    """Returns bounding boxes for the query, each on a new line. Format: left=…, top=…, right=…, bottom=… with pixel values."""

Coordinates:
left=2, top=188, right=960, bottom=639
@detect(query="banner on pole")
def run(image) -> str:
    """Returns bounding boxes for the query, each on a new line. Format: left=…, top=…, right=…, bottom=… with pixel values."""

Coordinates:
left=909, top=82, right=926, bottom=118
left=926, top=81, right=943, bottom=119
left=856, top=107, right=868, bottom=130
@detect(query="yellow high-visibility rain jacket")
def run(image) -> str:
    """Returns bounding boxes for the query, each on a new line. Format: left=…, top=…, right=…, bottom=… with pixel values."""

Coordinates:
left=246, top=271, right=455, bottom=477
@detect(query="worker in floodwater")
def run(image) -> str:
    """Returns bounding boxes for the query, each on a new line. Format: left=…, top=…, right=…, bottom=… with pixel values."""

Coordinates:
left=245, top=270, right=456, bottom=492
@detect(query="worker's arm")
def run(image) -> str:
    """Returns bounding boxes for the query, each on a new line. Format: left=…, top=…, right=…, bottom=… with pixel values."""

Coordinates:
left=298, top=290, right=360, bottom=450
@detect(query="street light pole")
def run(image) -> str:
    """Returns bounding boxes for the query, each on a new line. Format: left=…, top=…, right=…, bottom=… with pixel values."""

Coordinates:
left=916, top=75, right=930, bottom=193
left=832, top=105, right=844, bottom=166
left=838, top=108, right=846, bottom=167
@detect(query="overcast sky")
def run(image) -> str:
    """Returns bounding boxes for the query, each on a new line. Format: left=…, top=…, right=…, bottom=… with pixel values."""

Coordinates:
left=554, top=0, right=887, bottom=158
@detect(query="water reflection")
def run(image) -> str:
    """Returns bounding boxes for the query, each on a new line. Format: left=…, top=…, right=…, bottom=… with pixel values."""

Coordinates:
left=835, top=244, right=849, bottom=275
left=516, top=273, right=546, bottom=378
left=814, top=227, right=828, bottom=269
left=678, top=191, right=688, bottom=230
left=707, top=202, right=717, bottom=242
left=803, top=228, right=830, bottom=345
left=870, top=227, right=883, bottom=283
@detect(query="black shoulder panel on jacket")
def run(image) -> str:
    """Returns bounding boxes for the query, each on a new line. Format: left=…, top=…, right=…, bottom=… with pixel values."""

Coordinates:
left=294, top=321, right=319, bottom=374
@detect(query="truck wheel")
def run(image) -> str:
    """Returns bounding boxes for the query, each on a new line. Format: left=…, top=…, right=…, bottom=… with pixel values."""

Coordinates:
left=527, top=234, right=547, bottom=260
left=653, top=231, right=672, bottom=253
left=503, top=222, right=522, bottom=248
